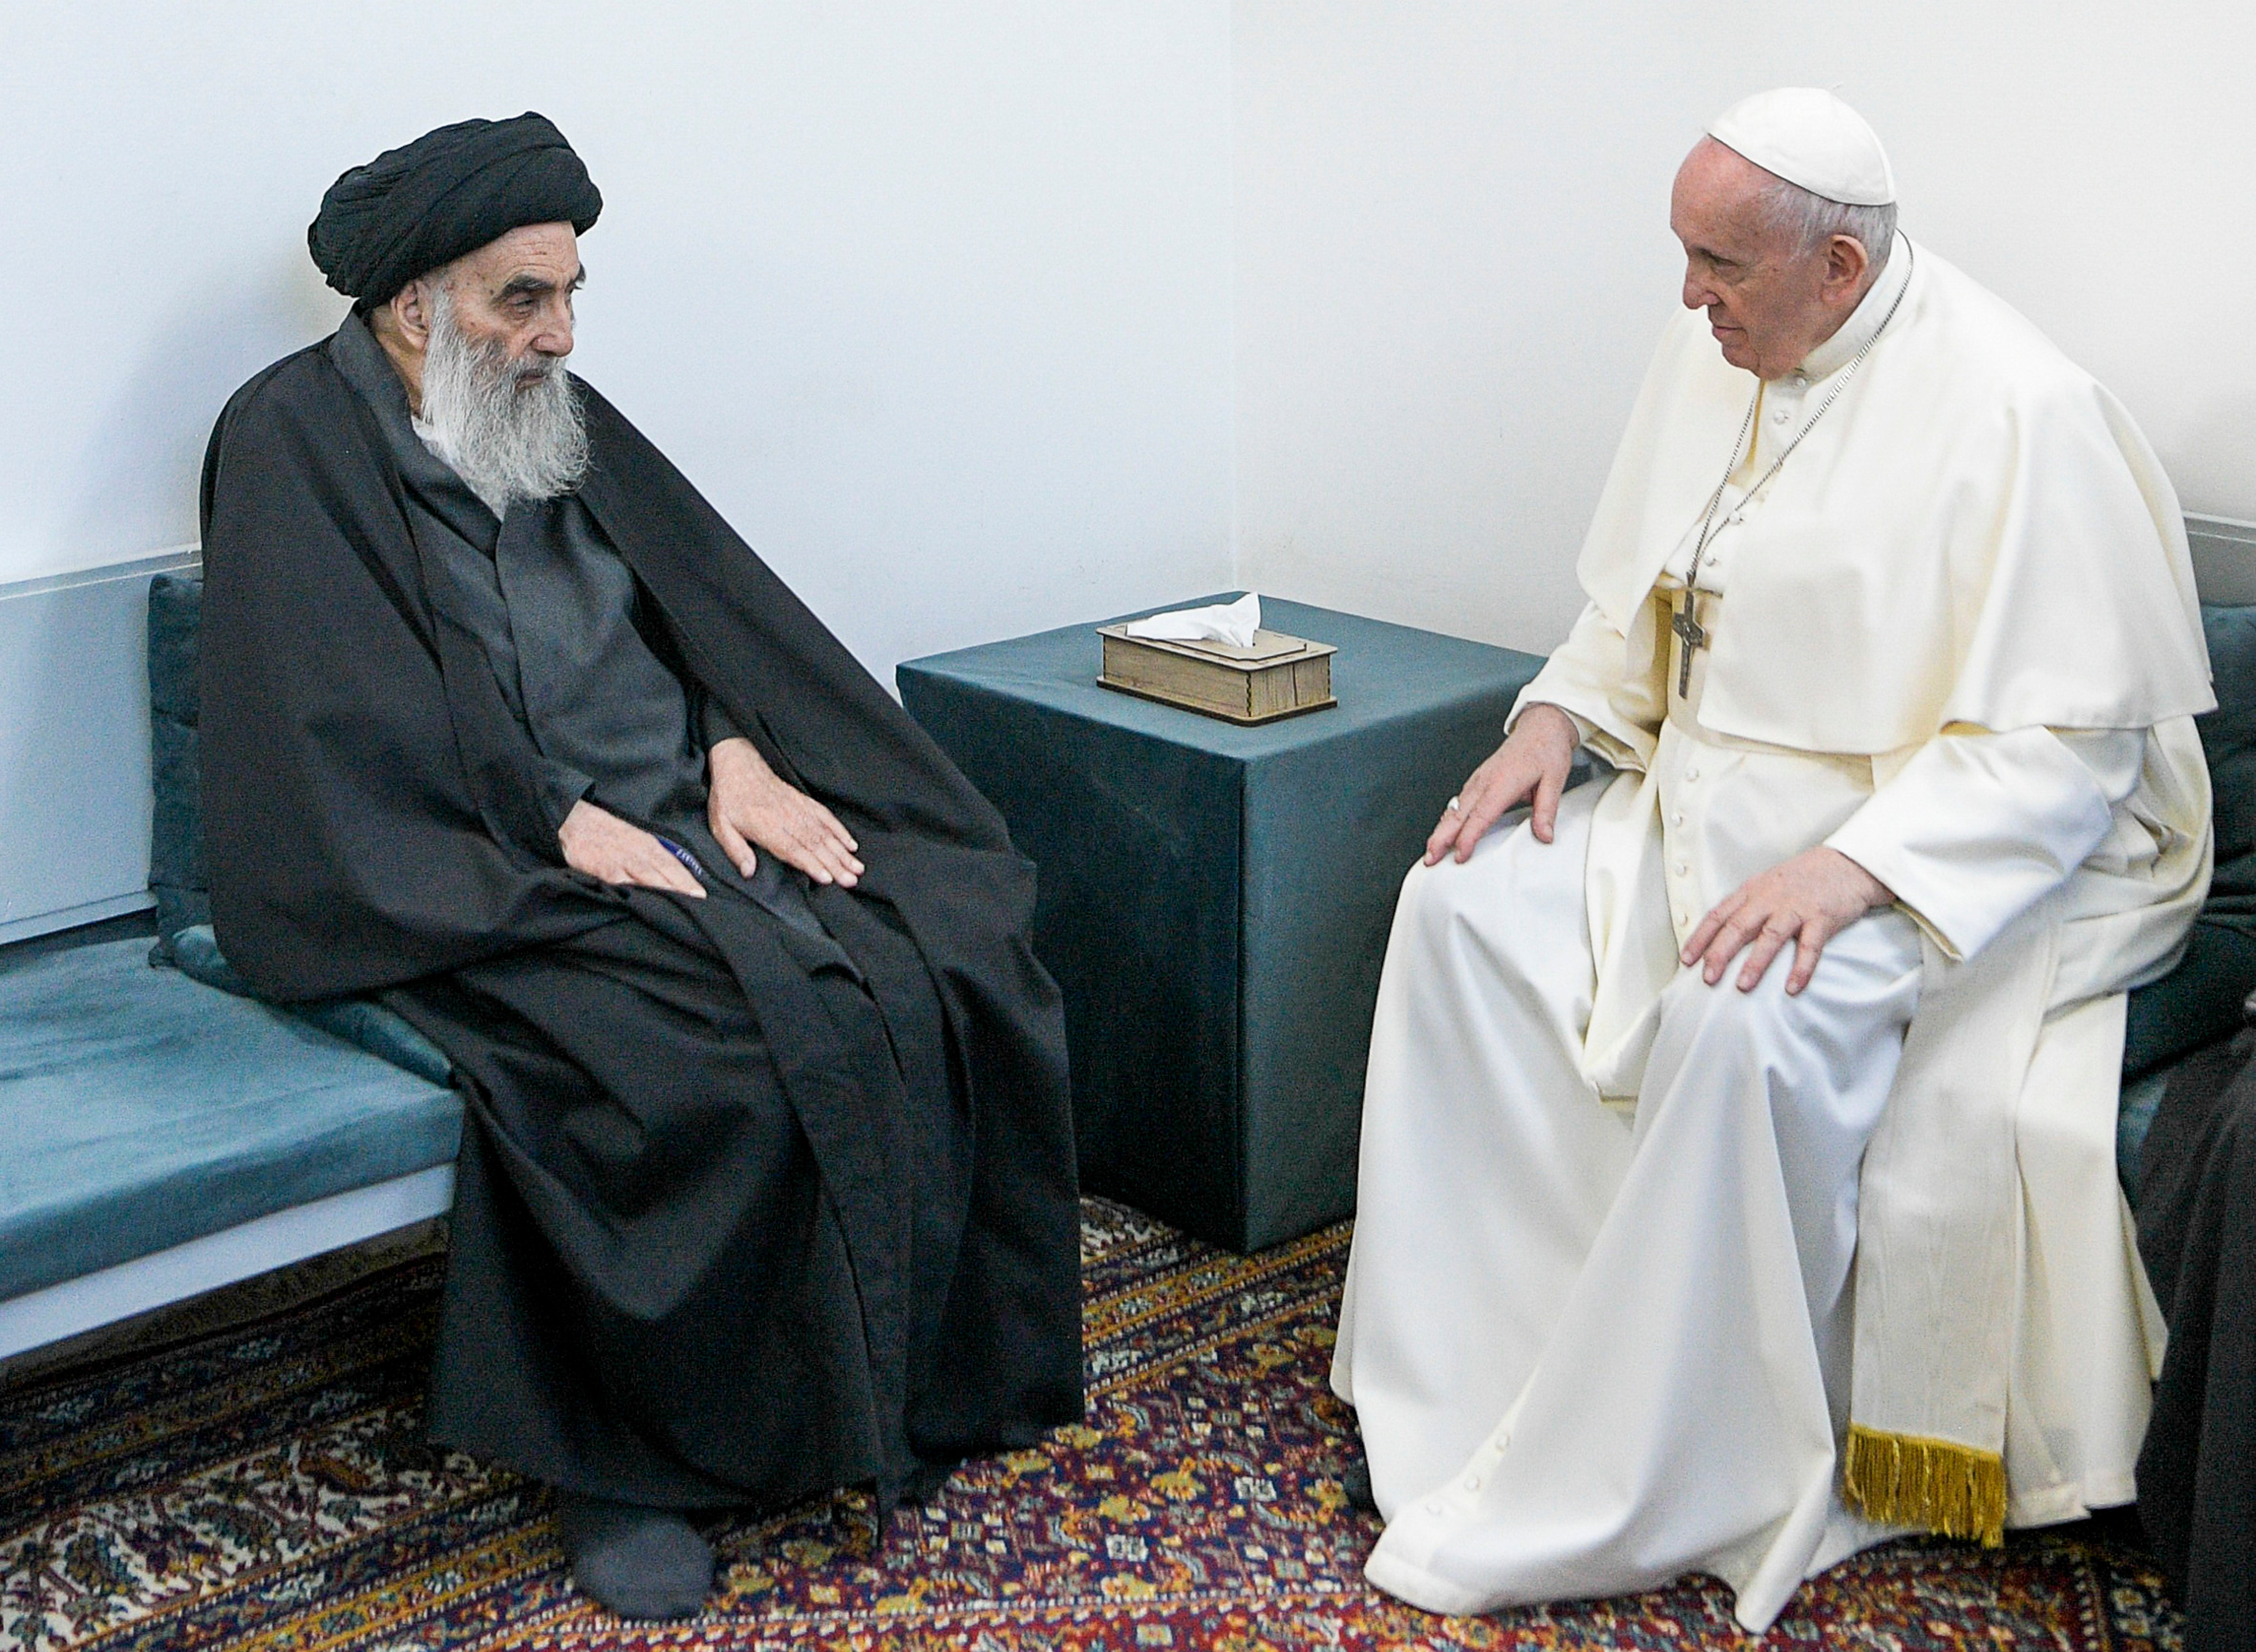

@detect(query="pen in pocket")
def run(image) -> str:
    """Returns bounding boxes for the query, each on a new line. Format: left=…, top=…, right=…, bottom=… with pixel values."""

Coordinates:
left=654, top=836, right=709, bottom=882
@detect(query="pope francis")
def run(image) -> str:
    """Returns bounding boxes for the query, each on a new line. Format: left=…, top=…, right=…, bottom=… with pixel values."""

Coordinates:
left=1331, top=89, right=2215, bottom=1631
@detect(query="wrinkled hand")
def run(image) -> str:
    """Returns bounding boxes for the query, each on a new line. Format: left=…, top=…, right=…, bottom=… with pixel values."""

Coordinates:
left=707, top=737, right=864, bottom=888
left=1425, top=703, right=1580, bottom=864
left=558, top=798, right=705, bottom=898
left=1683, top=846, right=1893, bottom=996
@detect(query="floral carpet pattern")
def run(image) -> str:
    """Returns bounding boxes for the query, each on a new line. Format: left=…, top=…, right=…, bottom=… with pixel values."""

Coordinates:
left=0, top=1199, right=2184, bottom=1650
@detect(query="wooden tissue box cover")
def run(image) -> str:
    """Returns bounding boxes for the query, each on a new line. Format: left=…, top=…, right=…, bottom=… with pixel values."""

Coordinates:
left=1097, top=625, right=1338, bottom=724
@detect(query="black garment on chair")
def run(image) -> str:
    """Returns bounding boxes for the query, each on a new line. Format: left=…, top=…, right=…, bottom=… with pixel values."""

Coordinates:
left=2135, top=1025, right=2256, bottom=1652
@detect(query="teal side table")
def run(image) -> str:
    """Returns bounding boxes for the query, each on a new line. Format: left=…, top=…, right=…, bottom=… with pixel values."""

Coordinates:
left=900, top=597, right=1546, bottom=1251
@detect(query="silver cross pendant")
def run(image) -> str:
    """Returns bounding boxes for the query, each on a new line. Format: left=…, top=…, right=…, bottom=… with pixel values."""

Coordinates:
left=1672, top=593, right=1709, bottom=698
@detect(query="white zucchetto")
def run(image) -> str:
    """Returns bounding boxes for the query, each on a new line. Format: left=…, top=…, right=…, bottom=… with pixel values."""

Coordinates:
left=1706, top=87, right=1896, bottom=206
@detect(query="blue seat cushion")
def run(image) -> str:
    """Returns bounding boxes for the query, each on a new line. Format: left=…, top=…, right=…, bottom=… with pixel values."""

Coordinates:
left=167, top=924, right=454, bottom=1088
left=0, top=937, right=462, bottom=1301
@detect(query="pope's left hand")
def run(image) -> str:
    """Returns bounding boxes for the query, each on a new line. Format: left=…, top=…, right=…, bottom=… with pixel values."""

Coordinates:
left=1682, top=846, right=1894, bottom=996
left=707, top=736, right=865, bottom=889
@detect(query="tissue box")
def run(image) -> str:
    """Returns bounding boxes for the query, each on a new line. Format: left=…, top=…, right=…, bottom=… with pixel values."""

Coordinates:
left=1097, top=626, right=1338, bottom=724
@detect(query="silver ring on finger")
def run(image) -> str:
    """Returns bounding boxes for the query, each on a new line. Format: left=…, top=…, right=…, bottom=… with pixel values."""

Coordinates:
left=1446, top=795, right=1462, bottom=814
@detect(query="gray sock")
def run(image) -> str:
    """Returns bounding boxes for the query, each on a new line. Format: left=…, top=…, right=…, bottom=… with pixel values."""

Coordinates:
left=557, top=1493, right=714, bottom=1620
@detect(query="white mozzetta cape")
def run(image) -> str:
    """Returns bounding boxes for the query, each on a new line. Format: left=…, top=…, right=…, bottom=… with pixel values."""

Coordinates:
left=1578, top=243, right=2211, bottom=751
left=1539, top=240, right=2216, bottom=1544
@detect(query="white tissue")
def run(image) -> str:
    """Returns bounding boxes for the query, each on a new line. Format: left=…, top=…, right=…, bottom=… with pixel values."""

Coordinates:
left=1116, top=592, right=1261, bottom=649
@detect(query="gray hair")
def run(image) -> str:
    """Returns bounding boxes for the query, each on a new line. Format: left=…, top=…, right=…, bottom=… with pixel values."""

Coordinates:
left=1758, top=176, right=1897, bottom=272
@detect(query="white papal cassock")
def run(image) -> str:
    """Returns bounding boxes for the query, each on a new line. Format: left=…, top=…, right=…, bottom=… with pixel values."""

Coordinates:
left=1333, top=236, right=2216, bottom=1632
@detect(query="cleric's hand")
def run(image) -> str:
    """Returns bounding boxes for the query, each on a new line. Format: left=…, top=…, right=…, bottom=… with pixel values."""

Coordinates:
left=707, top=736, right=864, bottom=888
left=1425, top=703, right=1581, bottom=864
left=558, top=799, right=705, bottom=899
left=1682, top=846, right=1894, bottom=996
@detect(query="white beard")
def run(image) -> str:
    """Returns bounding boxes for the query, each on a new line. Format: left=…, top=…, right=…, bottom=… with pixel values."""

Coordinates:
left=416, top=290, right=588, bottom=514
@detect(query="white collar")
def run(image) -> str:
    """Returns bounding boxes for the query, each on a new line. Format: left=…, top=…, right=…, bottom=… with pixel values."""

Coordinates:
left=1795, top=231, right=1913, bottom=383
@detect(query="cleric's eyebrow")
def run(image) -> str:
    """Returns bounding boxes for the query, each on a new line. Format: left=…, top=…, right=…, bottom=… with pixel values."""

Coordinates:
left=498, top=266, right=588, bottom=300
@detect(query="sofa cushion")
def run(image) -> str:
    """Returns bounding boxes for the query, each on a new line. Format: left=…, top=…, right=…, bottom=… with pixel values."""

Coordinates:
left=167, top=924, right=455, bottom=1088
left=0, top=937, right=461, bottom=1301
left=148, top=571, right=208, bottom=943
left=144, top=573, right=452, bottom=1085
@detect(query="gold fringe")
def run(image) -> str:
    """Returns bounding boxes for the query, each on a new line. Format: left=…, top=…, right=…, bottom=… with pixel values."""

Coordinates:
left=1841, top=1424, right=2007, bottom=1548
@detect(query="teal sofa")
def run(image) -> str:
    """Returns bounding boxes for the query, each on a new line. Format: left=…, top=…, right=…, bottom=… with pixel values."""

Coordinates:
left=0, top=575, right=459, bottom=1361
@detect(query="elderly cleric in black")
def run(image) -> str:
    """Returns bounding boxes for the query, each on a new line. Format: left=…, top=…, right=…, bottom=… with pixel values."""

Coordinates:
left=199, top=114, right=1082, bottom=1621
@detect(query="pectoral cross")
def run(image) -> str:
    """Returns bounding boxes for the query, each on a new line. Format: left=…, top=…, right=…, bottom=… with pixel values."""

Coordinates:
left=1672, top=592, right=1708, bottom=698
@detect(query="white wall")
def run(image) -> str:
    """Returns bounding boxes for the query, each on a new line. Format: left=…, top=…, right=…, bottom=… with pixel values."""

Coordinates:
left=8, top=3, right=2246, bottom=678
left=0, top=1, right=1236, bottom=677
left=1233, top=0, right=2256, bottom=654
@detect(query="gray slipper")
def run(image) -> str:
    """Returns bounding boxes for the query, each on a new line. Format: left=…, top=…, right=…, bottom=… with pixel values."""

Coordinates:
left=1340, top=1459, right=1378, bottom=1513
left=557, top=1493, right=715, bottom=1620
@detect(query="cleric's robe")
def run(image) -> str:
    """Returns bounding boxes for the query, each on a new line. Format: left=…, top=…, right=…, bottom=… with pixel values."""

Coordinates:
left=1335, top=237, right=2214, bottom=1630
left=329, top=315, right=829, bottom=947
left=197, top=321, right=1083, bottom=1511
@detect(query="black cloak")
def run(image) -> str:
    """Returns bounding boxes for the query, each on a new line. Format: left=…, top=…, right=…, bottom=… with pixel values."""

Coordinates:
left=2136, top=1028, right=2256, bottom=1650
left=197, top=331, right=1083, bottom=1511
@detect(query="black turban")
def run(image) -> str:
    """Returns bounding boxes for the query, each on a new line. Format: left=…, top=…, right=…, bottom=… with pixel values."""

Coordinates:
left=308, top=113, right=601, bottom=308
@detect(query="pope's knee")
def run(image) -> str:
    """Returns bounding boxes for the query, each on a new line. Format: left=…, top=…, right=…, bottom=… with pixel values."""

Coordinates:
left=1393, top=848, right=1476, bottom=957
left=1659, top=956, right=1795, bottom=1039
left=1645, top=962, right=1807, bottom=1115
left=1411, top=813, right=1545, bottom=901
left=1394, top=819, right=1553, bottom=959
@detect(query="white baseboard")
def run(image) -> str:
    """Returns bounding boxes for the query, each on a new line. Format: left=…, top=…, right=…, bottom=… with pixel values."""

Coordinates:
left=0, top=1163, right=456, bottom=1362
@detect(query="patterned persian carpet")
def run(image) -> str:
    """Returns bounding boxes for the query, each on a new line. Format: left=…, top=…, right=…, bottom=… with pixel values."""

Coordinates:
left=1, top=1199, right=2185, bottom=1650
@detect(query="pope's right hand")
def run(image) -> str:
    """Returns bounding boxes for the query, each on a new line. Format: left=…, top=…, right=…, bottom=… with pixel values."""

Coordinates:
left=1424, top=702, right=1579, bottom=865
left=558, top=798, right=706, bottom=899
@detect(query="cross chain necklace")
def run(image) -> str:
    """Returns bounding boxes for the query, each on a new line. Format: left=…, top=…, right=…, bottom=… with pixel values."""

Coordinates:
left=1672, top=243, right=1915, bottom=696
